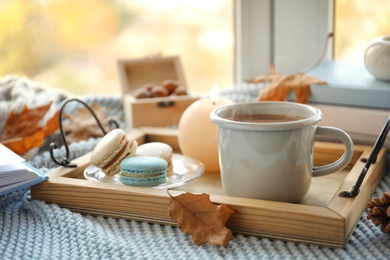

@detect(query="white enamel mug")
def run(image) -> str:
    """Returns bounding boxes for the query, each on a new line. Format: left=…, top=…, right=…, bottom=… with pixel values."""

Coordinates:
left=210, top=102, right=354, bottom=203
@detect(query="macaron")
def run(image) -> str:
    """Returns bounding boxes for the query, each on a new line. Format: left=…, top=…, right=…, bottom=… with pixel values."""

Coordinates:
left=136, top=142, right=173, bottom=175
left=120, top=156, right=167, bottom=187
left=90, top=129, right=138, bottom=176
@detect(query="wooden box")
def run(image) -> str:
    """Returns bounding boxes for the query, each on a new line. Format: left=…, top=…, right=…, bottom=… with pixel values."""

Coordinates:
left=31, top=127, right=387, bottom=248
left=117, top=56, right=199, bottom=128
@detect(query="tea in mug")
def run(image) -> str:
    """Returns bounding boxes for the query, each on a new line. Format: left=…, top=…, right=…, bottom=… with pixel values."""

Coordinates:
left=225, top=114, right=305, bottom=123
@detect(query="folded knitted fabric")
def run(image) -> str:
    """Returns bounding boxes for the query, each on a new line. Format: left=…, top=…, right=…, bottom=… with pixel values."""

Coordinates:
left=0, top=75, right=69, bottom=136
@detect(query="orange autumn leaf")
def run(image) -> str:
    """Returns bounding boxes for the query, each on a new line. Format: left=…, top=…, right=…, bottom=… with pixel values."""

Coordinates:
left=168, top=192, right=236, bottom=248
left=247, top=65, right=327, bottom=103
left=1, top=103, right=60, bottom=155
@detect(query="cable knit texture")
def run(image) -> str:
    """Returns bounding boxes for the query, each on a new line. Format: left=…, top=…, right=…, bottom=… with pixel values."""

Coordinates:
left=1, top=77, right=390, bottom=259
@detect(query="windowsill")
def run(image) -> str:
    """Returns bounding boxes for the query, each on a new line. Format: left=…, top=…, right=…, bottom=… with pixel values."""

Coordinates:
left=312, top=103, right=389, bottom=148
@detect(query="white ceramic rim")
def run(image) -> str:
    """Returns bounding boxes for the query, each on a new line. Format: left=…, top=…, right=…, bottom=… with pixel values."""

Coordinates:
left=210, top=101, right=323, bottom=131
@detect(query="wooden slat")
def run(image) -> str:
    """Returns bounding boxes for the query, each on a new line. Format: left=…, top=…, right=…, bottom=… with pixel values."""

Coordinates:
left=128, top=96, right=199, bottom=128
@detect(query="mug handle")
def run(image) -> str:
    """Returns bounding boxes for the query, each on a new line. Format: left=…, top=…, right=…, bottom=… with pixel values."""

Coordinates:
left=312, top=126, right=354, bottom=177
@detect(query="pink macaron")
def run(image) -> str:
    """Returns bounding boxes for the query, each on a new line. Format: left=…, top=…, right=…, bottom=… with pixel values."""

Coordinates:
left=136, top=142, right=173, bottom=175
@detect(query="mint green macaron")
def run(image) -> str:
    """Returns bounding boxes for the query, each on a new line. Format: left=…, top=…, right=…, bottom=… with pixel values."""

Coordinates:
left=120, top=156, right=167, bottom=187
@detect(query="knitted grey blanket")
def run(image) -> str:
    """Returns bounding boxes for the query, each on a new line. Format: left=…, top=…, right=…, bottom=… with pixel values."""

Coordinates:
left=1, top=77, right=389, bottom=259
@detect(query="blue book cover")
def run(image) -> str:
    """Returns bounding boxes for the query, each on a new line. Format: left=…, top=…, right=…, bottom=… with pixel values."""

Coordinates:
left=304, top=61, right=390, bottom=109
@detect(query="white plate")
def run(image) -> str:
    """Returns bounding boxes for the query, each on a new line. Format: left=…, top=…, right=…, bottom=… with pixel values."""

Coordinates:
left=84, top=154, right=205, bottom=189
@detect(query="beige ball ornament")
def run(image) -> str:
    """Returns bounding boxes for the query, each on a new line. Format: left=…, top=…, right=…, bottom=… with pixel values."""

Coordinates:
left=178, top=87, right=234, bottom=172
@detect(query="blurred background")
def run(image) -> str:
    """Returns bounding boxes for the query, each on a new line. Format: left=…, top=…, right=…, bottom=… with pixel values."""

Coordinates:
left=0, top=0, right=389, bottom=95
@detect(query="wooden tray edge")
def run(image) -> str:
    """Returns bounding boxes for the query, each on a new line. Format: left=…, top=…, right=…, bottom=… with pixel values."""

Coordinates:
left=30, top=129, right=387, bottom=248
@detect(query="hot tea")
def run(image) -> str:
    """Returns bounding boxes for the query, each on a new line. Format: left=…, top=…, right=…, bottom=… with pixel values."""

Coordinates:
left=226, top=114, right=304, bottom=123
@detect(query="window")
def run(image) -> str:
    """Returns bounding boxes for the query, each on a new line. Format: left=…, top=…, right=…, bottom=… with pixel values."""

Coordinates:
left=334, top=0, right=390, bottom=63
left=2, top=1, right=388, bottom=94
left=235, top=0, right=332, bottom=83
left=0, top=0, right=233, bottom=95
left=235, top=0, right=390, bottom=81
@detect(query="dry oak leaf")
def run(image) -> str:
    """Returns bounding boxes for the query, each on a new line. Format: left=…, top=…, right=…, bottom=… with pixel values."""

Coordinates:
left=168, top=192, right=236, bottom=248
left=62, top=103, right=114, bottom=143
left=247, top=65, right=327, bottom=103
left=1, top=103, right=60, bottom=155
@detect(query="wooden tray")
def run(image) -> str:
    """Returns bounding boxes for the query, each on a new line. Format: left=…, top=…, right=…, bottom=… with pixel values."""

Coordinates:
left=31, top=127, right=387, bottom=248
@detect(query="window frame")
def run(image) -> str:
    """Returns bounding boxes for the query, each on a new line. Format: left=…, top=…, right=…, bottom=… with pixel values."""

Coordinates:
left=234, top=0, right=333, bottom=83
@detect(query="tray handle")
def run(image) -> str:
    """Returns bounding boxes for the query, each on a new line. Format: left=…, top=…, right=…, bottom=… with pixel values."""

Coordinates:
left=339, top=116, right=390, bottom=198
left=49, top=97, right=119, bottom=168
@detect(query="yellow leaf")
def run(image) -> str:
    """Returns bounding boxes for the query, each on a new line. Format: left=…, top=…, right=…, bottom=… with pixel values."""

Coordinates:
left=247, top=66, right=327, bottom=103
